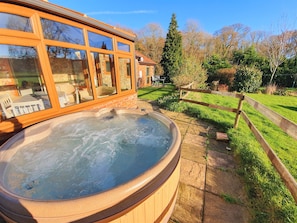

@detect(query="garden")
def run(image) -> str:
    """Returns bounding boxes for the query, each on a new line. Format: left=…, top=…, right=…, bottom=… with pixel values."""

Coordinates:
left=138, top=84, right=297, bottom=223
left=136, top=12, right=297, bottom=222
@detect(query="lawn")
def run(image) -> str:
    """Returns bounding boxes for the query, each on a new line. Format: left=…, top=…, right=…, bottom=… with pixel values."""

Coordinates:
left=137, top=84, right=176, bottom=101
left=247, top=93, right=297, bottom=124
left=138, top=86, right=297, bottom=222
left=185, top=92, right=297, bottom=180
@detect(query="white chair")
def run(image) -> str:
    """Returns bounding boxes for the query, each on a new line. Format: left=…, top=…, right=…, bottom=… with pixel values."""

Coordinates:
left=0, top=93, right=45, bottom=119
left=20, top=88, right=33, bottom=96
left=159, top=76, right=166, bottom=86
left=0, top=93, right=14, bottom=119
left=151, top=76, right=159, bottom=86
left=12, top=99, right=45, bottom=116
left=55, top=83, right=75, bottom=104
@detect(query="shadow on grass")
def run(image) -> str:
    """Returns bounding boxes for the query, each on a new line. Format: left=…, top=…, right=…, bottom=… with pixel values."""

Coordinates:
left=278, top=105, right=297, bottom=112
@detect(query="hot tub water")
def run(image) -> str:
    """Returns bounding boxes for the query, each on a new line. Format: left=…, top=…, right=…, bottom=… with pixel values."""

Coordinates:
left=3, top=113, right=172, bottom=200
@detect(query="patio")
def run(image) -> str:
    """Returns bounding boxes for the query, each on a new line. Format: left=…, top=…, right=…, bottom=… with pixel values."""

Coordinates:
left=137, top=99, right=251, bottom=223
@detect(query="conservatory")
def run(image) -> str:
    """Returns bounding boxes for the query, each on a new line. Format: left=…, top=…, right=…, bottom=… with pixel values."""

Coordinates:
left=0, top=0, right=137, bottom=143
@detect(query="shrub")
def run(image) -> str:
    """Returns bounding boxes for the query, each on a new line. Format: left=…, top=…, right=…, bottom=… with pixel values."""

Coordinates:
left=157, top=93, right=188, bottom=112
left=172, top=55, right=207, bottom=88
left=216, top=67, right=236, bottom=86
left=265, top=83, right=277, bottom=95
left=233, top=66, right=262, bottom=93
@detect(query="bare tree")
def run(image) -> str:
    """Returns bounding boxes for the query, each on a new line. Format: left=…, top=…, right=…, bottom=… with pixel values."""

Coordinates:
left=260, top=16, right=294, bottom=84
left=213, top=23, right=250, bottom=59
left=182, top=20, right=212, bottom=61
left=135, top=23, right=165, bottom=75
left=287, top=30, right=297, bottom=58
left=262, top=31, right=292, bottom=84
left=249, top=30, right=267, bottom=45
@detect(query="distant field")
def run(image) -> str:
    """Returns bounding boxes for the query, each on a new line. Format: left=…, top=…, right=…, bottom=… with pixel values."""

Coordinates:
left=247, top=93, right=297, bottom=124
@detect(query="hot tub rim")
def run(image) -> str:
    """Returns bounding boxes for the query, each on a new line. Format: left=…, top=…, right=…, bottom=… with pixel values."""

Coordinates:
left=0, top=108, right=181, bottom=219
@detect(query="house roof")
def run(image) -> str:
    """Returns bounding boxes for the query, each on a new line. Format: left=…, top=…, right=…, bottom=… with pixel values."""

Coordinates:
left=135, top=51, right=157, bottom=66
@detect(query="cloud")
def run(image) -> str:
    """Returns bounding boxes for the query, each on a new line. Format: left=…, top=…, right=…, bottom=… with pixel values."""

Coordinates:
left=86, top=10, right=156, bottom=15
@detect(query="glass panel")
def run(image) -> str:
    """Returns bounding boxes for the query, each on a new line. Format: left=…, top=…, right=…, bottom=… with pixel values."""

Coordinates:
left=117, top=42, right=130, bottom=52
left=0, top=44, right=50, bottom=120
left=41, top=18, right=84, bottom=45
left=47, top=46, right=92, bottom=107
left=90, top=52, right=117, bottom=98
left=88, top=31, right=113, bottom=50
left=0, top=12, right=32, bottom=32
left=119, top=58, right=132, bottom=91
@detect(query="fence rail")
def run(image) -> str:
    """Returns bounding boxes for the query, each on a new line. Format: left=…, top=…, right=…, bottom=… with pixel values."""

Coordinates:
left=179, top=87, right=244, bottom=128
left=179, top=87, right=297, bottom=203
left=245, top=96, right=297, bottom=140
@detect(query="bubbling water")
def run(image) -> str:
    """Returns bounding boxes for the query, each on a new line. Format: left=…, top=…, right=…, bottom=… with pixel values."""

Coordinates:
left=3, top=113, right=172, bottom=200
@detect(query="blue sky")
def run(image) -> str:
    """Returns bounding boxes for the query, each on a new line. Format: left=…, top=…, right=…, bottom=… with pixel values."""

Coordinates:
left=49, top=0, right=297, bottom=35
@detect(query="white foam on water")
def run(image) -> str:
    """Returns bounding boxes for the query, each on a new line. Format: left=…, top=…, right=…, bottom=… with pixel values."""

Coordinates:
left=3, top=113, right=172, bottom=200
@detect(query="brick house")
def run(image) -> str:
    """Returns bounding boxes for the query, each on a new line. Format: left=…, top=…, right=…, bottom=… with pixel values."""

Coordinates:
left=135, top=51, right=157, bottom=88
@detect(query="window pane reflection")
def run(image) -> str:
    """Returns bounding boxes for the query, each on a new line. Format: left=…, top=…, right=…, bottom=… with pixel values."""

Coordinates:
left=119, top=58, right=132, bottom=91
left=0, top=12, right=32, bottom=32
left=90, top=52, right=116, bottom=98
left=88, top=31, right=113, bottom=50
left=0, top=44, right=49, bottom=120
left=47, top=46, right=93, bottom=107
left=41, top=18, right=84, bottom=45
left=117, top=42, right=130, bottom=52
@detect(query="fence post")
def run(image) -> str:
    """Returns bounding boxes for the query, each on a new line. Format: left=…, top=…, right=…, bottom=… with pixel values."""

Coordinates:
left=234, top=94, right=245, bottom=128
left=179, top=87, right=183, bottom=100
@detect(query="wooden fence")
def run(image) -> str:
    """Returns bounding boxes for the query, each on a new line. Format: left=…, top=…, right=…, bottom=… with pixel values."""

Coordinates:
left=179, top=86, right=297, bottom=203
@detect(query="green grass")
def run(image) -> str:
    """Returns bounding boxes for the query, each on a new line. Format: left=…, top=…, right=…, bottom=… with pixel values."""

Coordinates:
left=137, top=86, right=297, bottom=222
left=184, top=93, right=297, bottom=222
left=191, top=93, right=297, bottom=179
left=221, top=193, right=242, bottom=204
left=247, top=93, right=297, bottom=124
left=137, top=84, right=176, bottom=101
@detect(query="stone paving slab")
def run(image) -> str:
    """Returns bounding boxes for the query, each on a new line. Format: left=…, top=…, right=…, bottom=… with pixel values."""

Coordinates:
left=183, top=133, right=207, bottom=146
left=208, top=138, right=230, bottom=154
left=187, top=124, right=208, bottom=135
left=173, top=120, right=190, bottom=137
left=207, top=150, right=236, bottom=169
left=204, top=192, right=251, bottom=223
left=174, top=113, right=195, bottom=123
left=206, top=166, right=248, bottom=204
left=170, top=182, right=204, bottom=223
left=180, top=158, right=206, bottom=190
left=180, top=143, right=206, bottom=164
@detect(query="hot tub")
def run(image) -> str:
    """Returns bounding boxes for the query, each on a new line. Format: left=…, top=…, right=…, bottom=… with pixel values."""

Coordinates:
left=0, top=108, right=181, bottom=223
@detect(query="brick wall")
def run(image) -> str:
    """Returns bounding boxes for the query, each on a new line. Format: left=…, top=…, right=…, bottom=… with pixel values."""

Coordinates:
left=90, top=93, right=138, bottom=110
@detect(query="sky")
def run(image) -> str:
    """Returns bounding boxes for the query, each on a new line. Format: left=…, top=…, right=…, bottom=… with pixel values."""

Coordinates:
left=49, top=0, right=297, bottom=35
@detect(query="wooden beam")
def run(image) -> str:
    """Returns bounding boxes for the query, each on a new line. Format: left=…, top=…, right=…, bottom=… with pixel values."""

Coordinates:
left=179, top=88, right=242, bottom=99
left=245, top=96, right=297, bottom=140
left=234, top=94, right=244, bottom=128
left=180, top=98, right=238, bottom=113
left=241, top=111, right=297, bottom=203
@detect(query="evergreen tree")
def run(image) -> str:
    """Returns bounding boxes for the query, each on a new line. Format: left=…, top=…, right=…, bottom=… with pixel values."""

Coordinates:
left=160, top=13, right=182, bottom=81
